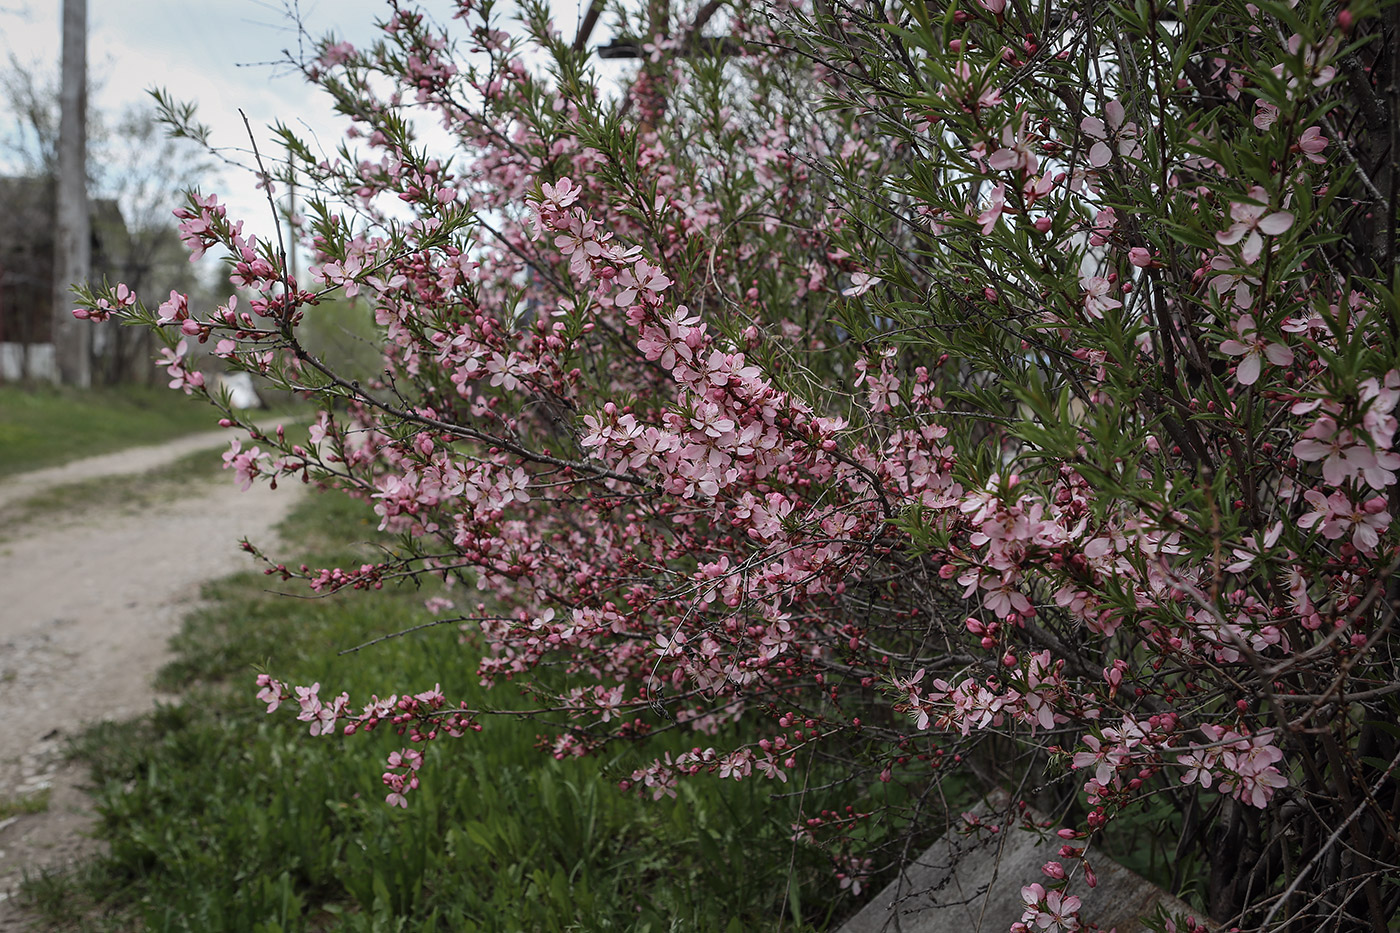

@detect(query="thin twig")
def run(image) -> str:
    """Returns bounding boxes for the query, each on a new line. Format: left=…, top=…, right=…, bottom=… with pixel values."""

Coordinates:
left=1259, top=747, right=1400, bottom=931
left=338, top=615, right=515, bottom=654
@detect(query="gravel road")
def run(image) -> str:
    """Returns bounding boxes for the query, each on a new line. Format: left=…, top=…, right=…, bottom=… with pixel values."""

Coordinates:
left=0, top=430, right=302, bottom=927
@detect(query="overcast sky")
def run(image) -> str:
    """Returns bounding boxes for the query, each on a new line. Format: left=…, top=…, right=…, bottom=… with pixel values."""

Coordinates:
left=0, top=0, right=596, bottom=244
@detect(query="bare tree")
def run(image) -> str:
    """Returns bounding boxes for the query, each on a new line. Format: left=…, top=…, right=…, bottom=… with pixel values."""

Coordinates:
left=0, top=58, right=60, bottom=175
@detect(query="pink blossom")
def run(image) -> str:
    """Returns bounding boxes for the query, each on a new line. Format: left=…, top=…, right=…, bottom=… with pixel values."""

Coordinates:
left=1080, top=99, right=1142, bottom=168
left=1087, top=207, right=1117, bottom=246
left=988, top=119, right=1038, bottom=173
left=1359, top=371, right=1400, bottom=448
left=1081, top=276, right=1121, bottom=319
left=1297, top=126, right=1328, bottom=163
left=255, top=674, right=284, bottom=713
left=222, top=439, right=269, bottom=491
left=755, top=755, right=789, bottom=782
left=718, top=750, right=752, bottom=780
left=1294, top=416, right=1400, bottom=489
left=1072, top=734, right=1118, bottom=787
left=156, top=290, right=189, bottom=323
left=1253, top=100, right=1279, bottom=131
left=978, top=183, right=1008, bottom=234
left=1299, top=489, right=1391, bottom=553
left=1204, top=729, right=1289, bottom=808
left=1021, top=882, right=1083, bottom=931
left=537, top=175, right=576, bottom=210
left=1293, top=416, right=1352, bottom=485
left=1223, top=522, right=1283, bottom=573
left=842, top=272, right=880, bottom=297
left=1216, top=186, right=1294, bottom=264
left=837, top=857, right=874, bottom=897
left=613, top=259, right=672, bottom=306
left=1218, top=314, right=1293, bottom=386
left=157, top=339, right=205, bottom=395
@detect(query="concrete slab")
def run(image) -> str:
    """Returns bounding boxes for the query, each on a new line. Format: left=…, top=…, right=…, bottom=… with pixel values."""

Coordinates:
left=838, top=796, right=1208, bottom=933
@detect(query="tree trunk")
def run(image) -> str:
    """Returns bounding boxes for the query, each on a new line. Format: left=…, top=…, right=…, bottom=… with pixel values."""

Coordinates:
left=52, top=0, right=90, bottom=387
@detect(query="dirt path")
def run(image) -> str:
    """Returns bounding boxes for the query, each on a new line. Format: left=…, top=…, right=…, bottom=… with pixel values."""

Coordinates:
left=0, top=432, right=303, bottom=927
left=0, top=427, right=266, bottom=513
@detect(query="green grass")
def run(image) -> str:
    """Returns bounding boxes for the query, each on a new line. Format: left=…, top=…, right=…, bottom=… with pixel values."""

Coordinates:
left=0, top=788, right=51, bottom=820
left=21, top=493, right=895, bottom=933
left=298, top=297, right=385, bottom=386
left=0, top=385, right=220, bottom=477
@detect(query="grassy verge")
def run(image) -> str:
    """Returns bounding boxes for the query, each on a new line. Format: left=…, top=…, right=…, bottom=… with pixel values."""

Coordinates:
left=0, top=385, right=220, bottom=477
left=0, top=448, right=228, bottom=538
left=20, top=493, right=897, bottom=933
left=0, top=789, right=51, bottom=821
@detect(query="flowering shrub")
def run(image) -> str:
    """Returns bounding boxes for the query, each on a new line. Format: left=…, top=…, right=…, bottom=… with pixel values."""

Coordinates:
left=80, top=0, right=1400, bottom=928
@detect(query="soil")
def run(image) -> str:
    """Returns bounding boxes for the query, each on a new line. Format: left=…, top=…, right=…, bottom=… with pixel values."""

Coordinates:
left=0, top=428, right=303, bottom=929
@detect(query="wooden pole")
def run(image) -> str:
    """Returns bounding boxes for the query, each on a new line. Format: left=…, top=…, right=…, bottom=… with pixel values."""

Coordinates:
left=52, top=0, right=90, bottom=387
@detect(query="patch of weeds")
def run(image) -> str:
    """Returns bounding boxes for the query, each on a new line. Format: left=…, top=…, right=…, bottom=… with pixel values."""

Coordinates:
left=66, top=707, right=193, bottom=787
left=17, top=860, right=135, bottom=933
left=0, top=788, right=51, bottom=819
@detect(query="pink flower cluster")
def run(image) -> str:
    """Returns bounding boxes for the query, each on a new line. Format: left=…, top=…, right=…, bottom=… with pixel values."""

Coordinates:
left=256, top=676, right=478, bottom=806
left=1177, top=727, right=1289, bottom=808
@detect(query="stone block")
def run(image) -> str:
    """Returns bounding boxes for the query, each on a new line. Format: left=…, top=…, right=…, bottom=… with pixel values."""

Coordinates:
left=838, top=797, right=1208, bottom=933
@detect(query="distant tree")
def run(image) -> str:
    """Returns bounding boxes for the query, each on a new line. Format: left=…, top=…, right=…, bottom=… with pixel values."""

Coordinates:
left=0, top=55, right=62, bottom=175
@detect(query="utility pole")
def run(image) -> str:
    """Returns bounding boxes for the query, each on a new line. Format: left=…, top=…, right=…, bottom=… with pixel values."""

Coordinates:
left=52, top=0, right=90, bottom=387
left=286, top=144, right=298, bottom=282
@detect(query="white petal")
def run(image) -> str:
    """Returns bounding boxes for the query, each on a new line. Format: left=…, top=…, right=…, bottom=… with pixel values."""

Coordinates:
left=1216, top=223, right=1247, bottom=246
left=1237, top=351, right=1262, bottom=385
left=1264, top=342, right=1295, bottom=366
left=1257, top=212, right=1295, bottom=235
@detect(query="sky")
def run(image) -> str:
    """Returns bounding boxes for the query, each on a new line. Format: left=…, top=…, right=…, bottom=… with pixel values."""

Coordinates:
left=0, top=0, right=597, bottom=247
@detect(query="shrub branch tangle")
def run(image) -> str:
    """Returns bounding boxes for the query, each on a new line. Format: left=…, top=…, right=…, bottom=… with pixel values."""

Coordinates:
left=78, top=0, right=1400, bottom=928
